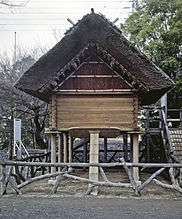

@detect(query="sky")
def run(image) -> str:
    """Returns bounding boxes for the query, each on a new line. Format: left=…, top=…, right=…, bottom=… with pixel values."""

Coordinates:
left=0, top=0, right=133, bottom=61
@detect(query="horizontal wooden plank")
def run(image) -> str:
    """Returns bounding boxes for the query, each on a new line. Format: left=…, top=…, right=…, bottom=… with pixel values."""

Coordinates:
left=57, top=94, right=134, bottom=98
left=57, top=115, right=134, bottom=123
left=57, top=108, right=134, bottom=113
left=57, top=99, right=133, bottom=107
left=57, top=121, right=133, bottom=125
left=57, top=96, right=133, bottom=101
left=56, top=91, right=135, bottom=95
left=57, top=99, right=134, bottom=109
left=57, top=122, right=134, bottom=130
left=70, top=75, right=119, bottom=78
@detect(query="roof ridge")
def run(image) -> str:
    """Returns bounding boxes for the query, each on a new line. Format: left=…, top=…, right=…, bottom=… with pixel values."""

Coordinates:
left=64, top=12, right=122, bottom=37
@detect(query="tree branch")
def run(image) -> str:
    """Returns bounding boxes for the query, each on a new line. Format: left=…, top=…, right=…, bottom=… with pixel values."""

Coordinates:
left=0, top=0, right=30, bottom=7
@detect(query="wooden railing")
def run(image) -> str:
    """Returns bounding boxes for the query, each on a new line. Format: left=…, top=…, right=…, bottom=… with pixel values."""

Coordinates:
left=141, top=106, right=182, bottom=129
left=1, top=159, right=182, bottom=196
left=160, top=107, right=173, bottom=160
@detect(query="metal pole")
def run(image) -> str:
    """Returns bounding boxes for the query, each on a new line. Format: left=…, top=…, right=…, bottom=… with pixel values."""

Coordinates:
left=14, top=32, right=17, bottom=64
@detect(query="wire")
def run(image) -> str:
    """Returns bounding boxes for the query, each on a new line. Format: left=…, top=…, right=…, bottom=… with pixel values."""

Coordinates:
left=7, top=0, right=130, bottom=2
left=0, top=0, right=131, bottom=31
left=0, top=29, right=65, bottom=31
left=0, top=8, right=130, bottom=14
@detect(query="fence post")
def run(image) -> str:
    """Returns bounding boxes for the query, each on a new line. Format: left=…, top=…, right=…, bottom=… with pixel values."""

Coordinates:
left=0, top=163, right=2, bottom=194
left=51, top=134, right=57, bottom=173
left=180, top=110, right=182, bottom=128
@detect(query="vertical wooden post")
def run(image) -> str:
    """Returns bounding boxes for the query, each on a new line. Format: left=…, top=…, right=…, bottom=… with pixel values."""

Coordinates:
left=58, top=133, right=63, bottom=163
left=51, top=134, right=56, bottom=173
left=63, top=132, right=68, bottom=163
left=123, top=133, right=128, bottom=161
left=57, top=133, right=63, bottom=171
left=89, top=130, right=100, bottom=195
left=0, top=163, right=2, bottom=194
left=68, top=134, right=73, bottom=163
left=146, top=134, right=151, bottom=162
left=180, top=110, right=182, bottom=128
left=161, top=93, right=167, bottom=121
left=130, top=134, right=133, bottom=162
left=57, top=133, right=61, bottom=163
left=104, top=137, right=107, bottom=163
left=83, top=142, right=88, bottom=163
left=1, top=165, right=6, bottom=195
left=132, top=133, right=139, bottom=182
left=145, top=110, right=151, bottom=162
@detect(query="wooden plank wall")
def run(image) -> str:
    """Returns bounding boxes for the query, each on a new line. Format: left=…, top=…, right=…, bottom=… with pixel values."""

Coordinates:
left=55, top=94, right=138, bottom=131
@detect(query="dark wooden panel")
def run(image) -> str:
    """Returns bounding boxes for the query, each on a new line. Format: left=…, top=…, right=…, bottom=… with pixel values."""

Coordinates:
left=60, top=75, right=130, bottom=90
left=58, top=62, right=131, bottom=91
left=74, top=62, right=114, bottom=75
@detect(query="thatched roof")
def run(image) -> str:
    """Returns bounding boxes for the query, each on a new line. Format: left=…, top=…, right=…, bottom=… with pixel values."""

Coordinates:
left=15, top=11, right=174, bottom=104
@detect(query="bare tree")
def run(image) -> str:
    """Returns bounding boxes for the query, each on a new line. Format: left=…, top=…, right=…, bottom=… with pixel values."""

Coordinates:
left=0, top=0, right=30, bottom=7
left=0, top=50, right=48, bottom=156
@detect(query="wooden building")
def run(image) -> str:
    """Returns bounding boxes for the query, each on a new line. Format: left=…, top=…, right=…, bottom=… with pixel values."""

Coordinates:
left=15, top=11, right=174, bottom=183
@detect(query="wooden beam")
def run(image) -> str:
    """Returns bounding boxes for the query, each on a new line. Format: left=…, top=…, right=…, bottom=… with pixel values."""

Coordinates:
left=0, top=163, right=3, bottom=194
left=89, top=130, right=100, bottom=195
left=2, top=160, right=182, bottom=168
left=50, top=134, right=56, bottom=173
left=70, top=75, right=120, bottom=78
left=123, top=133, right=128, bottom=161
left=104, top=137, right=107, bottom=163
left=130, top=134, right=133, bottom=162
left=57, top=133, right=63, bottom=171
left=180, top=110, right=182, bottom=128
left=68, top=134, right=73, bottom=163
left=63, top=133, right=68, bottom=163
left=132, top=133, right=139, bottom=182
left=83, top=142, right=88, bottom=163
left=64, top=173, right=132, bottom=188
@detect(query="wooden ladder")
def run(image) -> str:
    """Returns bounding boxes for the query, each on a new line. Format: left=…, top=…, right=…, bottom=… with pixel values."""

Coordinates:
left=169, top=129, right=182, bottom=162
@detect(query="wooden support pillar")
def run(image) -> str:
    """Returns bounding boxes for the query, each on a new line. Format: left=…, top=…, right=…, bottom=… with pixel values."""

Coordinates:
left=146, top=134, right=151, bottom=162
left=51, top=134, right=56, bottom=173
left=63, top=132, right=68, bottom=163
left=145, top=110, right=151, bottom=162
left=180, top=110, right=182, bottom=128
left=57, top=133, right=63, bottom=172
left=57, top=134, right=61, bottom=163
left=132, top=133, right=139, bottom=182
left=161, top=93, right=167, bottom=120
left=130, top=134, right=133, bottom=162
left=104, top=137, right=107, bottom=163
left=0, top=163, right=2, bottom=194
left=83, top=142, right=88, bottom=163
left=68, top=134, right=73, bottom=163
left=89, top=130, right=100, bottom=195
left=123, top=133, right=128, bottom=161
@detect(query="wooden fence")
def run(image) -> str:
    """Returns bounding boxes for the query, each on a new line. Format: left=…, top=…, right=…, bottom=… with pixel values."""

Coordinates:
left=0, top=158, right=182, bottom=196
